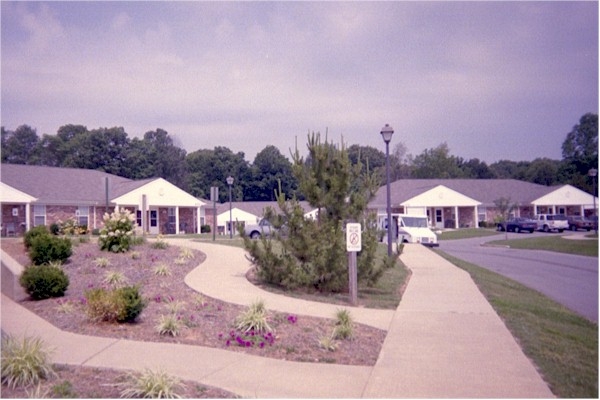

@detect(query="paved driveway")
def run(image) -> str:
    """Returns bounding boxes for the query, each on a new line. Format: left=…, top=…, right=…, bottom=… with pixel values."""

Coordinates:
left=438, top=232, right=598, bottom=322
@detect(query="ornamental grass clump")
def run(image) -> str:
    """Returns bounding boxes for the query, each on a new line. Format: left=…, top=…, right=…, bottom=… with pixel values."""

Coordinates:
left=119, top=368, right=185, bottom=399
left=93, top=257, right=111, bottom=268
left=333, top=309, right=354, bottom=340
left=99, top=208, right=136, bottom=253
left=155, top=314, right=185, bottom=337
left=235, top=299, right=272, bottom=334
left=1, top=334, right=56, bottom=389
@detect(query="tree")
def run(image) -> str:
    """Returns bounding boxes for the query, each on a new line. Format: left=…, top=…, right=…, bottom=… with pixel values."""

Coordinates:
left=411, top=142, right=464, bottom=178
left=242, top=132, right=389, bottom=293
left=247, top=145, right=297, bottom=201
left=36, top=124, right=88, bottom=167
left=390, top=141, right=413, bottom=180
left=135, top=129, right=187, bottom=187
left=525, top=158, right=559, bottom=186
left=561, top=113, right=598, bottom=193
left=185, top=147, right=251, bottom=202
left=494, top=196, right=518, bottom=240
left=1, top=125, right=40, bottom=164
left=458, top=158, right=495, bottom=179
left=61, top=127, right=131, bottom=177
left=562, top=113, right=598, bottom=174
left=489, top=160, right=530, bottom=180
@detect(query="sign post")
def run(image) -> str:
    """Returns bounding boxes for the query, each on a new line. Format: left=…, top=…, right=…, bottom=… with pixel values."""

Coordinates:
left=346, top=222, right=361, bottom=306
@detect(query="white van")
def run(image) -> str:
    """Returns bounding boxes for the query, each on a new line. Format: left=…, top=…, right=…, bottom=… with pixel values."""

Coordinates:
left=378, top=213, right=439, bottom=247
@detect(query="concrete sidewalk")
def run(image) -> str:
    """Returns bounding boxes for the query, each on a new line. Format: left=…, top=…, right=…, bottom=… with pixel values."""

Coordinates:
left=1, top=241, right=554, bottom=398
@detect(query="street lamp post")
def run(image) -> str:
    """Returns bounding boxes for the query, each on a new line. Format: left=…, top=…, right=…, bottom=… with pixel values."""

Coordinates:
left=589, top=169, right=597, bottom=235
left=226, top=176, right=234, bottom=239
left=380, top=124, right=394, bottom=257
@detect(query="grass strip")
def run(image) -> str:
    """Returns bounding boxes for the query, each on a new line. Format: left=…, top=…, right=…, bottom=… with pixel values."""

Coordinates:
left=436, top=228, right=500, bottom=240
left=436, top=249, right=598, bottom=398
left=487, top=235, right=598, bottom=257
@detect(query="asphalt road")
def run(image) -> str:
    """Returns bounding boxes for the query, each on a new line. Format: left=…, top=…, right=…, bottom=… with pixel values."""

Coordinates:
left=437, top=232, right=598, bottom=322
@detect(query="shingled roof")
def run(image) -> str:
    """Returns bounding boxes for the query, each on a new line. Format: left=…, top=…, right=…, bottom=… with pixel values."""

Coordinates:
left=1, top=164, right=132, bottom=205
left=370, top=179, right=556, bottom=208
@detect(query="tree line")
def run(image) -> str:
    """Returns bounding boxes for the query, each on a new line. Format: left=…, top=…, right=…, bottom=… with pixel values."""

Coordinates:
left=1, top=113, right=597, bottom=202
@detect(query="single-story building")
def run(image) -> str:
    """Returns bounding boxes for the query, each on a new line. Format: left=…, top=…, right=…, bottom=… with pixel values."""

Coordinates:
left=204, top=201, right=317, bottom=235
left=0, top=164, right=206, bottom=236
left=369, top=179, right=598, bottom=229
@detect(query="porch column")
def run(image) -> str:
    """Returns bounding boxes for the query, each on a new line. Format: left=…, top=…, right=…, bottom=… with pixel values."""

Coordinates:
left=175, top=206, right=180, bottom=235
left=474, top=205, right=478, bottom=228
left=454, top=206, right=459, bottom=229
left=580, top=205, right=585, bottom=216
left=25, top=203, right=31, bottom=231
left=196, top=207, right=201, bottom=234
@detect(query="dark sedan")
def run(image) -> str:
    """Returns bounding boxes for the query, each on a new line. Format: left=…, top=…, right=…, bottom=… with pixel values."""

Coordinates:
left=497, top=217, right=537, bottom=233
left=567, top=216, right=593, bottom=231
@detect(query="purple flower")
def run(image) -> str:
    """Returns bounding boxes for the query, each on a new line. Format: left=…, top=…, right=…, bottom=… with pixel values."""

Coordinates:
left=245, top=341, right=252, bottom=347
left=154, top=295, right=161, bottom=303
left=225, top=340, right=231, bottom=346
left=287, top=315, right=297, bottom=324
left=218, top=333, right=223, bottom=339
left=259, top=342, right=265, bottom=348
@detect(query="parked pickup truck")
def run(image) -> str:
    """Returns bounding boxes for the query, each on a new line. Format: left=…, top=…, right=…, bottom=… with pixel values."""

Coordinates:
left=535, top=214, right=568, bottom=233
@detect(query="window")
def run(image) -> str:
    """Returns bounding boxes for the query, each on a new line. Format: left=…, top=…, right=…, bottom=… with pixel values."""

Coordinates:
left=478, top=207, right=487, bottom=222
left=77, top=206, right=89, bottom=227
left=33, top=205, right=46, bottom=226
left=136, top=210, right=142, bottom=227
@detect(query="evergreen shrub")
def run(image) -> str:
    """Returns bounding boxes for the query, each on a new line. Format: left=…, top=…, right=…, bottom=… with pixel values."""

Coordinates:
left=23, top=225, right=51, bottom=249
left=28, top=235, right=72, bottom=265
left=19, top=264, right=70, bottom=300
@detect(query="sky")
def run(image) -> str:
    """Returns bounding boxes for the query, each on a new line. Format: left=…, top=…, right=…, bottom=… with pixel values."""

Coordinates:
left=1, top=1, right=598, bottom=164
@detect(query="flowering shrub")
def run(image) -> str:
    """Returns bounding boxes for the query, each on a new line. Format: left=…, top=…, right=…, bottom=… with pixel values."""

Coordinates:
left=99, top=208, right=136, bottom=253
left=59, top=218, right=88, bottom=235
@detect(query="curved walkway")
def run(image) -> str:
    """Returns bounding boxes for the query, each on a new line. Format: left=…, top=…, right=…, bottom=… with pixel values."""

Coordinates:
left=179, top=240, right=394, bottom=330
left=1, top=240, right=554, bottom=398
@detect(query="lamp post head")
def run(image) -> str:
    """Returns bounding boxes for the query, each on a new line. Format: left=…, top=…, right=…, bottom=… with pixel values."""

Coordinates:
left=226, top=176, right=234, bottom=185
left=589, top=168, right=598, bottom=178
left=380, top=124, right=394, bottom=143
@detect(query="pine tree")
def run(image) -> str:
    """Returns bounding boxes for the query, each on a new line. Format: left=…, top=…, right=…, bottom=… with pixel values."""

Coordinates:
left=243, top=132, right=391, bottom=293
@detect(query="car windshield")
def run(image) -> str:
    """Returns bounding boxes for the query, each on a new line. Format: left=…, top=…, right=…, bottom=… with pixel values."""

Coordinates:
left=401, top=217, right=428, bottom=228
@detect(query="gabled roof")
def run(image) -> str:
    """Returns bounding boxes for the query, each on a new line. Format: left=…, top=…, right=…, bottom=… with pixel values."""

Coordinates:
left=0, top=164, right=203, bottom=208
left=1, top=164, right=131, bottom=205
left=532, top=184, right=596, bottom=206
left=370, top=179, right=555, bottom=208
left=402, top=185, right=480, bottom=207
left=112, top=178, right=204, bottom=207
left=0, top=181, right=37, bottom=203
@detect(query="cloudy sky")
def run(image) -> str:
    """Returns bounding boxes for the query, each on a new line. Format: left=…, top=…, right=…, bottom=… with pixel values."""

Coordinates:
left=1, top=1, right=598, bottom=163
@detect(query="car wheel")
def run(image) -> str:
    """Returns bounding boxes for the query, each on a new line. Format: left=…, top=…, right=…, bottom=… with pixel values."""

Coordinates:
left=250, top=231, right=261, bottom=239
left=497, top=224, right=503, bottom=231
left=543, top=225, right=550, bottom=233
left=514, top=226, right=520, bottom=233
left=558, top=229, right=564, bottom=233
left=529, top=229, right=534, bottom=233
left=571, top=225, right=577, bottom=231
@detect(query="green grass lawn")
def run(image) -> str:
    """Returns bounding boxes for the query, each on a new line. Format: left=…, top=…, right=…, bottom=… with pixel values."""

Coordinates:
left=436, top=228, right=500, bottom=240
left=487, top=235, right=598, bottom=257
left=436, top=250, right=598, bottom=398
